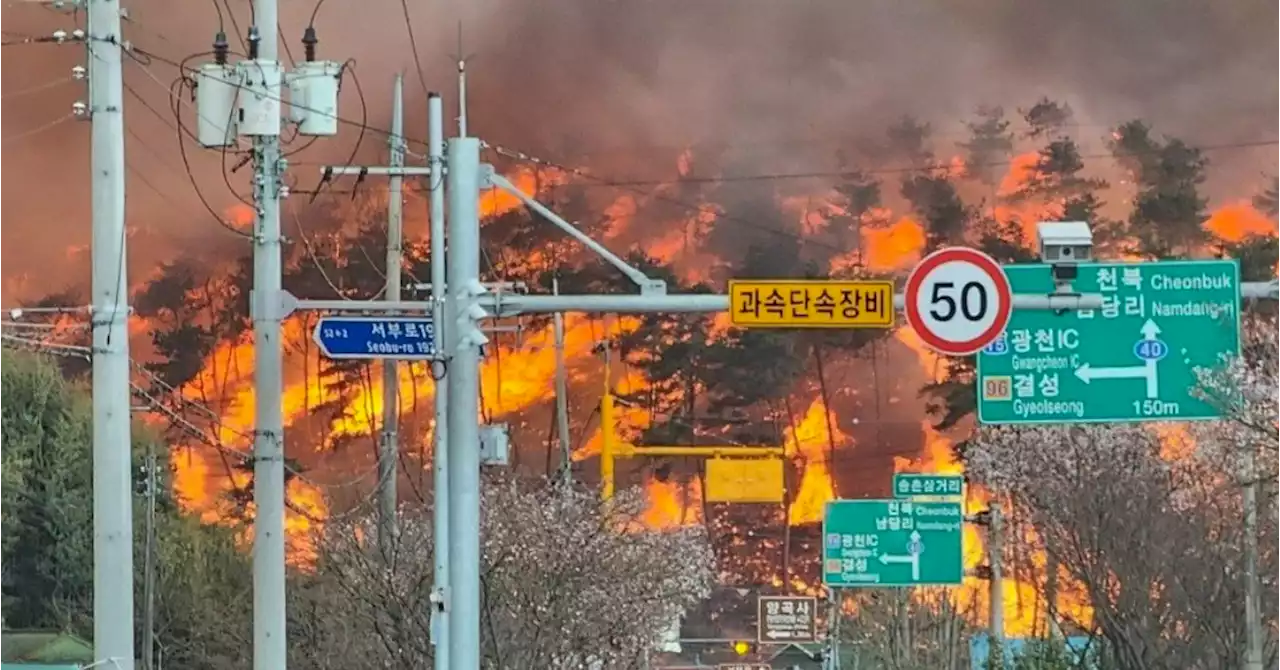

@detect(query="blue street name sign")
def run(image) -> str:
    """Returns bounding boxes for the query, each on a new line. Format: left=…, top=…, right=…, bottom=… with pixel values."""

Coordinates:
left=313, top=316, right=436, bottom=360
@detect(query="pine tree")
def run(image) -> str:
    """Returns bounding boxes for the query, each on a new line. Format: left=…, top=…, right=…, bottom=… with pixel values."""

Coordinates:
left=1254, top=174, right=1278, bottom=218
left=900, top=172, right=972, bottom=252
left=1109, top=121, right=1211, bottom=258
left=822, top=161, right=884, bottom=256
left=958, top=105, right=1014, bottom=185
left=1020, top=97, right=1073, bottom=140
left=884, top=114, right=934, bottom=167
left=1109, top=119, right=1161, bottom=181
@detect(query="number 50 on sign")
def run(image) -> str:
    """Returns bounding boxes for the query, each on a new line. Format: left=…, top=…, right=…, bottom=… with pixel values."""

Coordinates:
left=904, top=247, right=1013, bottom=356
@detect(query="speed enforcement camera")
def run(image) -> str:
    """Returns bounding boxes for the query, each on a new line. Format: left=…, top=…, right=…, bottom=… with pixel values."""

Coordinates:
left=1037, top=221, right=1093, bottom=285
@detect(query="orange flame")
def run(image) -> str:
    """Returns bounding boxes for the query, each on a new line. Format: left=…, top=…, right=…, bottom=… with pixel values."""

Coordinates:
left=1204, top=202, right=1277, bottom=243
left=640, top=475, right=704, bottom=530
left=785, top=398, right=846, bottom=525
left=860, top=217, right=927, bottom=272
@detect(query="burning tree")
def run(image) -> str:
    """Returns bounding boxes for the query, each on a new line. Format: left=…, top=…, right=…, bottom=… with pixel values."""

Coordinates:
left=958, top=105, right=1015, bottom=186
left=291, top=480, right=715, bottom=668
left=1108, top=120, right=1213, bottom=258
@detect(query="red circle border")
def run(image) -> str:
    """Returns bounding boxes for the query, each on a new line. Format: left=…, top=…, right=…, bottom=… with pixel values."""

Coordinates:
left=903, top=247, right=1013, bottom=356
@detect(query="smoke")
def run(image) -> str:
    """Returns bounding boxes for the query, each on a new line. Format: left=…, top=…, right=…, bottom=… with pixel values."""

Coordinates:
left=2, top=0, right=1276, bottom=301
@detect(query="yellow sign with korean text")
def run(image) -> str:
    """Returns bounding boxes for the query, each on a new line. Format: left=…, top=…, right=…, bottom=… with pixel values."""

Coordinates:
left=727, top=279, right=895, bottom=329
left=705, top=457, right=784, bottom=503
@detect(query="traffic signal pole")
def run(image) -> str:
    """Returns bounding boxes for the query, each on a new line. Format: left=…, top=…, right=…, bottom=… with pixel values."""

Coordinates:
left=445, top=136, right=485, bottom=668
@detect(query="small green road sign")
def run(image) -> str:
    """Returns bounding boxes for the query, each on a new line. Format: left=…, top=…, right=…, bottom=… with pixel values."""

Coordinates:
left=893, top=473, right=964, bottom=498
left=822, top=499, right=964, bottom=587
left=976, top=260, right=1241, bottom=425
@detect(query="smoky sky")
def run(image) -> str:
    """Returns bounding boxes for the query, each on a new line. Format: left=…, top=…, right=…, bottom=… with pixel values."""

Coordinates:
left=2, top=0, right=1276, bottom=302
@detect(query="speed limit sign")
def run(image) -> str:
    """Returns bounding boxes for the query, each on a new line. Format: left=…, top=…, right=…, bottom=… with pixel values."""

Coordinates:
left=904, top=247, right=1012, bottom=356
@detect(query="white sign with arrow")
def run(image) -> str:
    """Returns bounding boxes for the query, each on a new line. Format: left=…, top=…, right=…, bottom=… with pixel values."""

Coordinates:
left=878, top=530, right=924, bottom=581
left=757, top=596, right=817, bottom=643
left=1073, top=319, right=1164, bottom=399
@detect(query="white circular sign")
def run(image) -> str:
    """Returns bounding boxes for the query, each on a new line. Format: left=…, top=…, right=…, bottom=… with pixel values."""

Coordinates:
left=903, top=247, right=1012, bottom=356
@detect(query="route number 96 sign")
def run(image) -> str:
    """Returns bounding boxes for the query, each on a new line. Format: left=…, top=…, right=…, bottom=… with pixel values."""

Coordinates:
left=904, top=247, right=1012, bottom=356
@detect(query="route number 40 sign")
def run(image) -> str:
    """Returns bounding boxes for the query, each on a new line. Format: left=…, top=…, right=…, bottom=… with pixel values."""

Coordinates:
left=976, top=260, right=1241, bottom=424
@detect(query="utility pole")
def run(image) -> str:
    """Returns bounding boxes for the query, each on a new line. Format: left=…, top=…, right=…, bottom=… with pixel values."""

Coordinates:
left=378, top=73, right=406, bottom=554
left=311, top=90, right=445, bottom=663
left=827, top=588, right=842, bottom=670
left=88, top=0, right=136, bottom=661
left=247, top=0, right=288, bottom=665
left=454, top=25, right=469, bottom=137
left=427, top=92, right=451, bottom=670
left=988, top=504, right=1005, bottom=668
left=445, top=136, right=484, bottom=668
left=552, top=277, right=573, bottom=487
left=142, top=447, right=159, bottom=670
left=1242, top=444, right=1264, bottom=670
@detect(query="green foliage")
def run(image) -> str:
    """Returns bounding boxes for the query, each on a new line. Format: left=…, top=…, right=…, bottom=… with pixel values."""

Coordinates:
left=1, top=351, right=251, bottom=667
left=1, top=351, right=95, bottom=629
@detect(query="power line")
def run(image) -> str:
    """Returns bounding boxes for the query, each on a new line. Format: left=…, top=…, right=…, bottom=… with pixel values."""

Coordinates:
left=120, top=75, right=252, bottom=239
left=3, top=113, right=76, bottom=145
left=2, top=75, right=75, bottom=100
left=396, top=0, right=431, bottom=99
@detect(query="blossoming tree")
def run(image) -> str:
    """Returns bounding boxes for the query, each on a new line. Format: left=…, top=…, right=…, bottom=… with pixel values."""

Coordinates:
left=289, top=479, right=716, bottom=669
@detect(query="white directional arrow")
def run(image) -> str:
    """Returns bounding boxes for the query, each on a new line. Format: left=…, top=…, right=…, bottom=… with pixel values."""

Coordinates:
left=879, top=530, right=925, bottom=581
left=1139, top=319, right=1161, bottom=399
left=1073, top=319, right=1161, bottom=399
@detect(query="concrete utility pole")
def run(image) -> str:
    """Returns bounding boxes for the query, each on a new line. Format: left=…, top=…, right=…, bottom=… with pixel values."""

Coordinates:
left=454, top=25, right=469, bottom=137
left=552, top=277, right=573, bottom=486
left=248, top=0, right=288, bottom=665
left=988, top=505, right=1005, bottom=666
left=445, top=136, right=484, bottom=668
left=427, top=92, right=451, bottom=670
left=87, top=0, right=136, bottom=661
left=1241, top=445, right=1264, bottom=670
left=313, top=93, right=447, bottom=662
left=378, top=74, right=406, bottom=553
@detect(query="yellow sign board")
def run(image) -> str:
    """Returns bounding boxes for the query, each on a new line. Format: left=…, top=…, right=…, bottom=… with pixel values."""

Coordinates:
left=705, top=457, right=784, bottom=503
left=727, top=279, right=895, bottom=328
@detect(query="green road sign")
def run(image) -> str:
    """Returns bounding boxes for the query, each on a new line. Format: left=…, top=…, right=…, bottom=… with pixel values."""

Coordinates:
left=976, top=260, right=1241, bottom=425
left=893, top=473, right=964, bottom=498
left=822, top=499, right=964, bottom=587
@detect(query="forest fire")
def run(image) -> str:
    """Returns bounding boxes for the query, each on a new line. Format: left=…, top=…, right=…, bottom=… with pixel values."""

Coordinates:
left=139, top=112, right=1269, bottom=645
